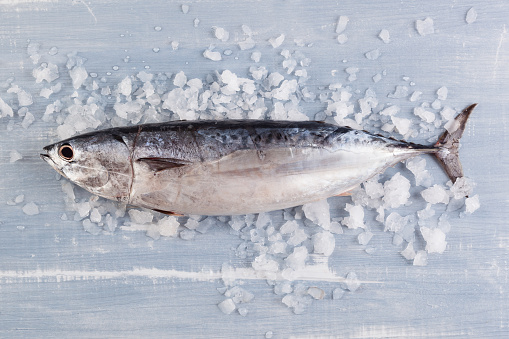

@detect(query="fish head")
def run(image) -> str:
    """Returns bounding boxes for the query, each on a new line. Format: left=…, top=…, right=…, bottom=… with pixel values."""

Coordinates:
left=41, top=131, right=133, bottom=202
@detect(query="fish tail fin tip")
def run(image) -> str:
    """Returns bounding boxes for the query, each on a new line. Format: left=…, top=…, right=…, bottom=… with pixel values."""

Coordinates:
left=433, top=103, right=477, bottom=183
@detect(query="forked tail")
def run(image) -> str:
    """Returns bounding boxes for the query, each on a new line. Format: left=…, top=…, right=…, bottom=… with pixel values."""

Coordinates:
left=434, top=103, right=477, bottom=183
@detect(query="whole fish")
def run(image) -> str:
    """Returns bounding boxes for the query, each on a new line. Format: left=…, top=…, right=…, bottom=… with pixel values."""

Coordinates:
left=41, top=104, right=476, bottom=216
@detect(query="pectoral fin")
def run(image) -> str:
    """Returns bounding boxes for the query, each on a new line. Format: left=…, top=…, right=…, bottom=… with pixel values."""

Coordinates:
left=137, top=157, right=191, bottom=172
left=151, top=208, right=184, bottom=216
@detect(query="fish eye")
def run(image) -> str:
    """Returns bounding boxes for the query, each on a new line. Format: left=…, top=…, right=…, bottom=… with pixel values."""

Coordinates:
left=58, top=144, right=74, bottom=161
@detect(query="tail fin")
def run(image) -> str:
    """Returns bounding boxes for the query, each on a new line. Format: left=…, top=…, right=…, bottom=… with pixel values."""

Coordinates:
left=434, top=103, right=477, bottom=183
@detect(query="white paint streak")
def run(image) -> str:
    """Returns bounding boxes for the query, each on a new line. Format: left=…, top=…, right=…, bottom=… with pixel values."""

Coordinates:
left=77, top=0, right=97, bottom=23
left=0, top=265, right=381, bottom=285
left=493, top=24, right=507, bottom=78
left=0, top=0, right=57, bottom=4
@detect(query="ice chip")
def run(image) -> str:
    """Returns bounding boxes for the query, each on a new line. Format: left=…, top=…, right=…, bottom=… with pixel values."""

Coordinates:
left=383, top=172, right=411, bottom=208
left=69, top=66, right=88, bottom=89
left=336, top=34, right=348, bottom=44
left=420, top=227, right=447, bottom=254
left=252, top=254, right=279, bottom=272
left=421, top=185, right=450, bottom=205
left=118, top=76, right=132, bottom=96
left=22, top=202, right=39, bottom=215
left=343, top=272, right=360, bottom=292
left=218, top=298, right=236, bottom=314
left=213, top=26, right=230, bottom=42
left=302, top=199, right=331, bottom=230
left=464, top=194, right=480, bottom=214
left=378, top=29, right=391, bottom=43
left=157, top=216, right=180, bottom=237
left=342, top=204, right=365, bottom=229
left=413, top=250, right=428, bottom=266
left=9, top=150, right=22, bottom=163
left=388, top=86, right=408, bottom=99
left=284, top=246, right=308, bottom=270
left=268, top=34, right=285, bottom=48
left=358, top=231, right=373, bottom=245
left=128, top=209, right=154, bottom=224
left=0, top=97, right=14, bottom=118
left=450, top=177, right=475, bottom=199
left=332, top=288, right=345, bottom=300
left=307, top=287, right=325, bottom=300
left=173, top=71, right=187, bottom=87
left=466, top=8, right=477, bottom=24
left=380, top=105, right=400, bottom=116
left=203, top=49, right=222, bottom=61
left=414, top=107, right=435, bottom=123
left=437, top=86, right=448, bottom=100
left=365, top=49, right=381, bottom=60
left=181, top=4, right=189, bottom=14
left=406, top=157, right=433, bottom=187
left=335, top=16, right=349, bottom=34
left=416, top=17, right=435, bottom=36
left=312, top=231, right=336, bottom=256
left=384, top=212, right=408, bottom=233
left=401, top=242, right=416, bottom=260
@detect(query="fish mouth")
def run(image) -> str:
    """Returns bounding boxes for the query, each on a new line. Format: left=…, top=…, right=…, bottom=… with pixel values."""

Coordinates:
left=40, top=151, right=68, bottom=179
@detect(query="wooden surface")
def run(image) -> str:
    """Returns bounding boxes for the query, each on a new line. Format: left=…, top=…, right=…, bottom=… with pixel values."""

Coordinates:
left=0, top=1, right=508, bottom=337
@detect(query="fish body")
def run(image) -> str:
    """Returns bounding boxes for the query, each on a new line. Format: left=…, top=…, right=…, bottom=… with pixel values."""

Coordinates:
left=41, top=104, right=476, bottom=216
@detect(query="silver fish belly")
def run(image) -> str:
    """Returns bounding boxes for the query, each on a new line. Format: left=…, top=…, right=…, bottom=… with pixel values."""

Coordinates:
left=41, top=104, right=476, bottom=216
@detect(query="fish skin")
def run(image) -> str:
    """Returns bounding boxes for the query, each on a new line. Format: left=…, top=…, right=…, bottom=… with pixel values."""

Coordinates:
left=41, top=105, right=475, bottom=216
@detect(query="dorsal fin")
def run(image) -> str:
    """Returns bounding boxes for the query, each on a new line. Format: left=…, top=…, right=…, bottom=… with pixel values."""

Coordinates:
left=137, top=158, right=190, bottom=172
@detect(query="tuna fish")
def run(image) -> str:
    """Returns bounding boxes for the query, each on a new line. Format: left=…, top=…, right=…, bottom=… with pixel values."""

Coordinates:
left=41, top=104, right=476, bottom=216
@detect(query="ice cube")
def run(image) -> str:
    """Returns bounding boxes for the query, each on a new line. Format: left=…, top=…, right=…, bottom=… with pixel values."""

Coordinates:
left=383, top=172, right=411, bottom=208
left=252, top=254, right=279, bottom=272
left=173, top=71, right=187, bottom=87
left=358, top=231, right=373, bottom=245
left=307, top=287, right=325, bottom=300
left=416, top=17, right=435, bottom=36
left=388, top=86, right=408, bottom=99
left=69, top=66, right=88, bottom=89
left=179, top=229, right=196, bottom=240
left=343, top=272, right=360, bottom=292
left=9, top=150, right=22, bottom=163
left=449, top=177, right=475, bottom=199
left=218, top=298, right=236, bottom=314
left=238, top=307, right=248, bottom=317
left=0, top=97, right=14, bottom=118
left=203, top=49, right=222, bottom=61
left=118, top=76, right=132, bottom=96
left=284, top=246, right=308, bottom=270
left=22, top=202, right=39, bottom=215
left=380, top=105, right=400, bottom=116
left=213, top=27, right=229, bottom=42
left=406, top=157, right=433, bottom=187
left=421, top=185, right=450, bottom=204
left=268, top=34, right=285, bottom=48
left=335, top=16, right=349, bottom=34
left=365, top=49, right=381, bottom=60
left=302, top=199, right=331, bottom=230
left=414, top=107, right=435, bottom=123
left=420, top=227, right=447, bottom=253
left=342, top=204, right=365, bottom=229
left=181, top=4, right=189, bottom=14
left=401, top=242, right=416, bottom=260
left=128, top=209, right=154, bottom=224
left=466, top=8, right=477, bottom=24
left=332, top=288, right=345, bottom=300
left=157, top=216, right=180, bottom=237
left=378, top=29, right=391, bottom=43
left=251, top=51, right=261, bottom=63
left=336, top=34, right=348, bottom=44
left=436, top=86, right=448, bottom=100
left=384, top=212, right=408, bottom=233
left=464, top=194, right=480, bottom=214
left=410, top=91, right=422, bottom=102
left=312, top=231, right=336, bottom=256
left=413, top=250, right=428, bottom=266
